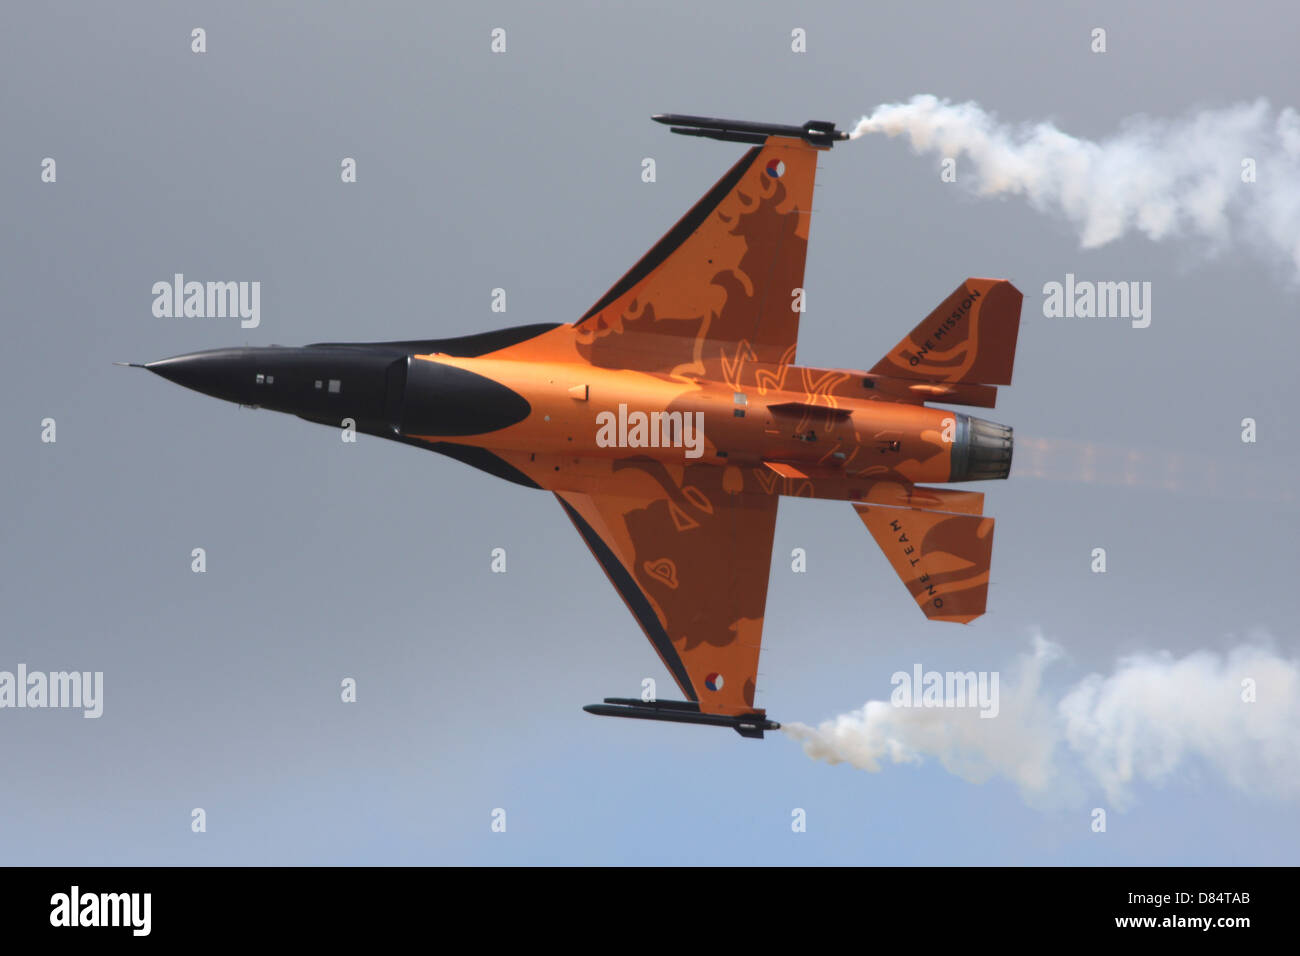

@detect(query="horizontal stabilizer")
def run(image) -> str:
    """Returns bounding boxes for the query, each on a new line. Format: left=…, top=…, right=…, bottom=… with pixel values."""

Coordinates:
left=855, top=503, right=995, bottom=623
left=855, top=481, right=986, bottom=515
left=897, top=486, right=986, bottom=515
left=871, top=278, right=1023, bottom=386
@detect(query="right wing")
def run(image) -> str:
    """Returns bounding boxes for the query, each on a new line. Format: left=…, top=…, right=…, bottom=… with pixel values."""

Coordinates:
left=555, top=458, right=779, bottom=718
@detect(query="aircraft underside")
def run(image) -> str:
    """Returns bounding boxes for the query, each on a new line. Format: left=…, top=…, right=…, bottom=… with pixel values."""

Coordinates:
left=131, top=114, right=1024, bottom=738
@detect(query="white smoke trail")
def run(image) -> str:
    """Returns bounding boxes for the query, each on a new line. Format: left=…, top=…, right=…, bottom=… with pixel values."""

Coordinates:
left=849, top=94, right=1300, bottom=277
left=783, top=635, right=1300, bottom=808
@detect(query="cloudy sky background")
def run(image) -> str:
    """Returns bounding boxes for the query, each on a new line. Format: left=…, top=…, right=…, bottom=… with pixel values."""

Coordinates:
left=2, top=0, right=1297, bottom=864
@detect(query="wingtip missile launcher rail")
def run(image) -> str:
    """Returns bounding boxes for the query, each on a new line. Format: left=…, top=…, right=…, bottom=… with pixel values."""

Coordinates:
left=651, top=113, right=850, bottom=148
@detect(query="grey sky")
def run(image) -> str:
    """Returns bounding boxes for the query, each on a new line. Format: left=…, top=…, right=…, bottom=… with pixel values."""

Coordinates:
left=1, top=0, right=1297, bottom=864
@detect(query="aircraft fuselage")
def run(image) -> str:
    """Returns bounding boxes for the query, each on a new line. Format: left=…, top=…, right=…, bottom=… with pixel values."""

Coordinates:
left=143, top=336, right=1012, bottom=504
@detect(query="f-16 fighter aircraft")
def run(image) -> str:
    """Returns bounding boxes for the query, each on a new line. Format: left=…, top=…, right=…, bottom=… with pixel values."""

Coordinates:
left=128, top=114, right=1022, bottom=739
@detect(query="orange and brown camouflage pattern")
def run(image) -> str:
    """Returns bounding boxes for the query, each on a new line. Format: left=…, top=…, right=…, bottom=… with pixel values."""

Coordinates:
left=854, top=503, right=995, bottom=624
left=870, top=278, right=1023, bottom=385
left=573, top=136, right=816, bottom=382
left=397, top=131, right=1022, bottom=719
left=556, top=459, right=777, bottom=716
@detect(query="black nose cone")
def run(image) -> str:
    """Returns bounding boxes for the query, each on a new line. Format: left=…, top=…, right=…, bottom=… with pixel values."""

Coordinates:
left=145, top=348, right=257, bottom=405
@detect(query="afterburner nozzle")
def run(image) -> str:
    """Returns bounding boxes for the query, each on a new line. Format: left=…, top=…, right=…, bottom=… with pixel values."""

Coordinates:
left=949, top=414, right=1014, bottom=481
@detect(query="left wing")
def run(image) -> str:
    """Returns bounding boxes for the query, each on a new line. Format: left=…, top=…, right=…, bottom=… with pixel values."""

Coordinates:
left=556, top=459, right=778, bottom=717
left=571, top=120, right=837, bottom=383
left=434, top=117, right=849, bottom=391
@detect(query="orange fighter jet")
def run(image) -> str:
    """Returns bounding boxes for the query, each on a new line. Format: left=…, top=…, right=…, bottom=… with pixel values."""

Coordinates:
left=131, top=114, right=1022, bottom=739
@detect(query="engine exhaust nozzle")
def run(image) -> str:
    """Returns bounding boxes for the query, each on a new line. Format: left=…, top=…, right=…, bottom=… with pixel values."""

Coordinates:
left=949, top=414, right=1013, bottom=481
